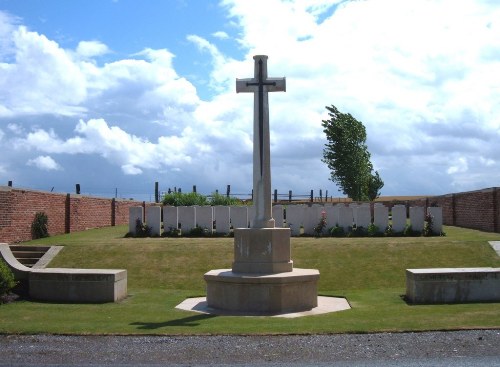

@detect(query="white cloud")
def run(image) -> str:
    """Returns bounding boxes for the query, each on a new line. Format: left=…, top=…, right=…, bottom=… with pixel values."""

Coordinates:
left=2, top=1, right=500, bottom=196
left=27, top=155, right=62, bottom=171
left=7, top=123, right=23, bottom=134
left=76, top=40, right=110, bottom=58
left=212, top=31, right=229, bottom=40
left=447, top=157, right=468, bottom=175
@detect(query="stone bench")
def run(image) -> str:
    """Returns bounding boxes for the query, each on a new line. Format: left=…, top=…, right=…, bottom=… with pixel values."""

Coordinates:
left=29, top=268, right=127, bottom=303
left=1, top=243, right=127, bottom=303
left=406, top=268, right=500, bottom=304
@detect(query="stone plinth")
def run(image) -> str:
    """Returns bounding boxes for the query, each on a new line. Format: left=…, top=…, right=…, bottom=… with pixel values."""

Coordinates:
left=205, top=226, right=320, bottom=314
left=406, top=268, right=500, bottom=304
left=204, top=268, right=319, bottom=314
left=232, top=228, right=293, bottom=273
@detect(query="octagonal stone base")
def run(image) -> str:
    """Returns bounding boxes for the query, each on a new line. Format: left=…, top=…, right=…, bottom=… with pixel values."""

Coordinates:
left=204, top=268, right=319, bottom=314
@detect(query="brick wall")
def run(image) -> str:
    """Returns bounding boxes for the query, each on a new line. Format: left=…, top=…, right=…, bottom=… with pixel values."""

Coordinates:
left=406, top=187, right=499, bottom=233
left=0, top=186, right=144, bottom=244
left=1, top=185, right=499, bottom=244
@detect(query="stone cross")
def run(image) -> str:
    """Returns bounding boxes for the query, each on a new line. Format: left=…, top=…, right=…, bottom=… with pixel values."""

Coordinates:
left=236, top=55, right=286, bottom=228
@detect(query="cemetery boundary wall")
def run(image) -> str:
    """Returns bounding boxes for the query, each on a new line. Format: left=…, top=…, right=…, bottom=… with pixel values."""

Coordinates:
left=1, top=186, right=499, bottom=243
left=402, top=187, right=499, bottom=233
left=0, top=186, right=146, bottom=244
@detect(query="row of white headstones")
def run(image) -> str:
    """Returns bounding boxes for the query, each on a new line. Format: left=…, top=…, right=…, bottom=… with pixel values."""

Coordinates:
left=129, top=204, right=443, bottom=236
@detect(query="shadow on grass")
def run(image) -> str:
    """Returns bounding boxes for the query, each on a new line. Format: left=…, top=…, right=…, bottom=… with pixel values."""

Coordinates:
left=130, top=313, right=217, bottom=329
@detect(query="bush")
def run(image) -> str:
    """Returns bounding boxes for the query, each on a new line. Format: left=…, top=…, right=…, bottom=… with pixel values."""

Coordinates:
left=423, top=213, right=434, bottom=236
left=31, top=212, right=49, bottom=239
left=367, top=223, right=382, bottom=237
left=349, top=225, right=367, bottom=237
left=0, top=259, right=16, bottom=300
left=162, top=192, right=208, bottom=206
left=313, top=211, right=327, bottom=237
left=162, top=227, right=180, bottom=237
left=329, top=224, right=345, bottom=237
left=209, top=192, right=243, bottom=206
left=135, top=219, right=152, bottom=237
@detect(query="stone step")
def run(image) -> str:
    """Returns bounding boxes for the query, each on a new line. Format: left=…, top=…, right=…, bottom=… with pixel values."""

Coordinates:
left=9, top=246, right=52, bottom=268
left=16, top=258, right=39, bottom=267
left=11, top=250, right=46, bottom=258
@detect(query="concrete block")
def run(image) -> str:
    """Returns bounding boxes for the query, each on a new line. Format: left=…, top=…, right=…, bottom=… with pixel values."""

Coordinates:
left=29, top=268, right=127, bottom=303
left=406, top=268, right=500, bottom=304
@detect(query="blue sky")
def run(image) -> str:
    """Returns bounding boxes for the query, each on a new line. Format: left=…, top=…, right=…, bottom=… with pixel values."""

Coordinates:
left=0, top=0, right=499, bottom=201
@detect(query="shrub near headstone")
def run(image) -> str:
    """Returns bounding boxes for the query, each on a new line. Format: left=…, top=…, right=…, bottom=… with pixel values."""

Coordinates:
left=31, top=212, right=49, bottom=239
left=0, top=259, right=17, bottom=301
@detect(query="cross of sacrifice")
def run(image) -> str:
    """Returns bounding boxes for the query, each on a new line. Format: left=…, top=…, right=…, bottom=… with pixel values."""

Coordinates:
left=236, top=55, right=286, bottom=228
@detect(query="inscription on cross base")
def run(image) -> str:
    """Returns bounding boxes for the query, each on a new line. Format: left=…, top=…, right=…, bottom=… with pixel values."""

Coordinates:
left=236, top=55, right=286, bottom=228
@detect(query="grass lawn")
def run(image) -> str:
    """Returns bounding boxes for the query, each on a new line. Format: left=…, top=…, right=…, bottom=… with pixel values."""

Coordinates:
left=0, top=225, right=499, bottom=335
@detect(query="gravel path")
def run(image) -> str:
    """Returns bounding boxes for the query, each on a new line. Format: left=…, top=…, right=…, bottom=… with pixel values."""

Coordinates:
left=1, top=330, right=499, bottom=366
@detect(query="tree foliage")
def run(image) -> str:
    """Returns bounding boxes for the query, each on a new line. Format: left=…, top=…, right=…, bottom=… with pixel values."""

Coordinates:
left=321, top=105, right=383, bottom=201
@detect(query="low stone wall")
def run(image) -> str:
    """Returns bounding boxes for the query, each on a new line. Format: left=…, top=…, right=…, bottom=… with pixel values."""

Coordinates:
left=0, top=243, right=127, bottom=303
left=406, top=268, right=500, bottom=304
left=29, top=268, right=127, bottom=303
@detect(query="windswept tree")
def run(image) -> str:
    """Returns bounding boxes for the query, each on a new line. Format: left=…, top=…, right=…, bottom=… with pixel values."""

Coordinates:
left=321, top=105, right=383, bottom=201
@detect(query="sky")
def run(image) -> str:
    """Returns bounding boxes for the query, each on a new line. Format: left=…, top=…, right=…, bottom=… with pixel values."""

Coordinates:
left=0, top=0, right=499, bottom=201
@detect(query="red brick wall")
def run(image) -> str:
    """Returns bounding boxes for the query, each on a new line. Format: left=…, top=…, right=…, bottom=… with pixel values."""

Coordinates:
left=1, top=185, right=499, bottom=244
left=0, top=186, right=144, bottom=244
left=406, top=188, right=499, bottom=233
left=0, top=187, right=67, bottom=243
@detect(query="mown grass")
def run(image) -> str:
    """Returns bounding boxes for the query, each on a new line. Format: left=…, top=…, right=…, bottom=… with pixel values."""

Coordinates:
left=0, top=225, right=499, bottom=335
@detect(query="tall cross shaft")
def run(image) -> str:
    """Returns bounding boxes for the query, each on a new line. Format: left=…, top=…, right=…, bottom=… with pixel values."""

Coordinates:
left=236, top=55, right=286, bottom=228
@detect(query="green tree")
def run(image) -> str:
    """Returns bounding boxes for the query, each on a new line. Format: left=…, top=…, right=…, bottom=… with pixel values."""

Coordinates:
left=321, top=105, right=383, bottom=201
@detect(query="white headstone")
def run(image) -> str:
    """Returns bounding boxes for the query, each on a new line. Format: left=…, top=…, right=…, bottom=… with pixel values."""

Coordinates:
left=129, top=206, right=143, bottom=235
left=272, top=205, right=284, bottom=227
left=409, top=206, right=425, bottom=232
left=214, top=206, right=231, bottom=234
left=355, top=203, right=371, bottom=228
left=178, top=206, right=196, bottom=235
left=230, top=206, right=248, bottom=229
left=428, top=207, right=443, bottom=234
left=145, top=206, right=161, bottom=236
left=338, top=205, right=353, bottom=231
left=324, top=204, right=340, bottom=228
left=236, top=55, right=286, bottom=229
left=286, top=205, right=305, bottom=236
left=303, top=205, right=322, bottom=235
left=391, top=205, right=406, bottom=232
left=373, top=204, right=389, bottom=231
left=163, top=206, right=178, bottom=232
left=195, top=206, right=213, bottom=233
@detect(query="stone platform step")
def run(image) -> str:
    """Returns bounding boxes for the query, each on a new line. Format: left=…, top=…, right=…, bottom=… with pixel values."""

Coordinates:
left=8, top=245, right=62, bottom=269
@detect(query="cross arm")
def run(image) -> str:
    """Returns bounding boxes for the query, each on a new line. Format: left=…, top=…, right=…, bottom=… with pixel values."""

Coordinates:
left=236, top=78, right=254, bottom=93
left=266, top=77, right=286, bottom=92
